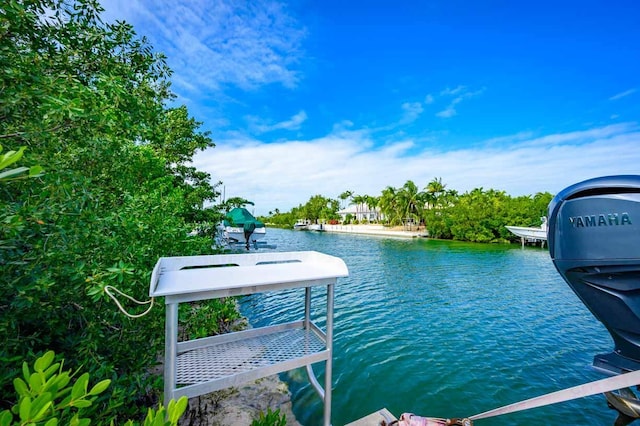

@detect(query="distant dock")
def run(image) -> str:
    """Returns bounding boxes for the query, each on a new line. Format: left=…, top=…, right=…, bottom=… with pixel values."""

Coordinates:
left=322, top=224, right=428, bottom=239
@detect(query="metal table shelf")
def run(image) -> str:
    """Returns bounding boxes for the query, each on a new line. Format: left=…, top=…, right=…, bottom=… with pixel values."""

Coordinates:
left=149, top=251, right=348, bottom=426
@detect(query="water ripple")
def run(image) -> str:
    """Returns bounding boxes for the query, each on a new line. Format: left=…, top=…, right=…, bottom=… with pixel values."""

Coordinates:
left=238, top=230, right=615, bottom=426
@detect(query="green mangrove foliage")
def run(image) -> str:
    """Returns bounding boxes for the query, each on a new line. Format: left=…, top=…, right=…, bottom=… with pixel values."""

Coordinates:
left=0, top=351, right=188, bottom=426
left=0, top=0, right=238, bottom=422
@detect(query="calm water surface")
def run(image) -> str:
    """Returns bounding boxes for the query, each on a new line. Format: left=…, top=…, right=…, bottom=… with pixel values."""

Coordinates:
left=237, top=228, right=615, bottom=425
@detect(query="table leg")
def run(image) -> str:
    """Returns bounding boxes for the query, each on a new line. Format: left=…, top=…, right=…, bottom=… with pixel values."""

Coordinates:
left=324, top=283, right=334, bottom=426
left=304, top=287, right=311, bottom=329
left=164, top=303, right=178, bottom=406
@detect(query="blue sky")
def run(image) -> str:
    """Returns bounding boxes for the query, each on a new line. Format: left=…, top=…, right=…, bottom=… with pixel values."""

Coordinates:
left=100, top=0, right=640, bottom=214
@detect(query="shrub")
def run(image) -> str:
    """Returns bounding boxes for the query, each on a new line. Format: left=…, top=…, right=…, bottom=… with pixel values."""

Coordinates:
left=250, top=408, right=287, bottom=426
left=0, top=351, right=188, bottom=426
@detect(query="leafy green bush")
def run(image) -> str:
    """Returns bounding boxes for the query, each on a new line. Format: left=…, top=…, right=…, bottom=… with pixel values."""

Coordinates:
left=0, top=351, right=188, bottom=426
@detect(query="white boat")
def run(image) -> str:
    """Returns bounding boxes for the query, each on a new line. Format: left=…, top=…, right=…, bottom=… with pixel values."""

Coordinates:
left=506, top=217, right=547, bottom=244
left=222, top=225, right=267, bottom=244
left=293, top=219, right=309, bottom=230
left=307, top=223, right=326, bottom=232
left=216, top=207, right=268, bottom=250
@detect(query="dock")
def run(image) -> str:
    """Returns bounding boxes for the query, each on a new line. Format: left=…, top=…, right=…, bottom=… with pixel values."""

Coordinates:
left=323, top=224, right=427, bottom=239
left=345, top=408, right=396, bottom=425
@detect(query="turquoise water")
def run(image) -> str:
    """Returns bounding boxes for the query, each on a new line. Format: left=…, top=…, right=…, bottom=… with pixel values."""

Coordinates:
left=238, top=228, right=617, bottom=425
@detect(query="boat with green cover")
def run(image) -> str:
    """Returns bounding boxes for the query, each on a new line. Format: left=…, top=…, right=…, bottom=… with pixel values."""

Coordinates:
left=217, top=207, right=266, bottom=249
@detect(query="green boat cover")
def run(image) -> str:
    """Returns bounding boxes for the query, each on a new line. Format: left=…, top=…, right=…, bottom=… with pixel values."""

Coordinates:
left=223, top=208, right=265, bottom=233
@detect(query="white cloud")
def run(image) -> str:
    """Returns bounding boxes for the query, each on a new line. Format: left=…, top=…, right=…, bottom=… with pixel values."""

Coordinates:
left=441, top=85, right=467, bottom=96
left=400, top=102, right=424, bottom=124
left=436, top=106, right=457, bottom=118
left=609, top=88, right=636, bottom=101
left=483, top=131, right=536, bottom=146
left=194, top=121, right=640, bottom=215
left=436, top=86, right=485, bottom=119
left=424, top=94, right=435, bottom=104
left=100, top=0, right=306, bottom=95
left=247, top=110, right=308, bottom=133
left=517, top=122, right=636, bottom=147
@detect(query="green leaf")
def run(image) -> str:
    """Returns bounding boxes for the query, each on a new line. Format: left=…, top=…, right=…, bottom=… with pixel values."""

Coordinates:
left=69, top=399, right=92, bottom=408
left=34, top=351, right=55, bottom=373
left=29, top=393, right=53, bottom=422
left=44, top=418, right=58, bottom=426
left=13, top=378, right=28, bottom=396
left=28, top=165, right=44, bottom=177
left=69, top=414, right=82, bottom=426
left=88, top=379, right=110, bottom=396
left=22, top=361, right=30, bottom=382
left=52, top=372, right=71, bottom=393
left=0, top=146, right=25, bottom=169
left=29, top=371, right=43, bottom=392
left=43, top=363, right=61, bottom=381
left=71, top=373, right=89, bottom=399
left=0, top=166, right=30, bottom=180
left=169, top=397, right=188, bottom=423
left=18, top=396, right=31, bottom=422
left=153, top=409, right=166, bottom=426
left=0, top=410, right=13, bottom=426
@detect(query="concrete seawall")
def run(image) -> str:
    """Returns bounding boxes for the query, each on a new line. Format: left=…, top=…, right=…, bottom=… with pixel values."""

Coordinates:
left=321, top=224, right=428, bottom=239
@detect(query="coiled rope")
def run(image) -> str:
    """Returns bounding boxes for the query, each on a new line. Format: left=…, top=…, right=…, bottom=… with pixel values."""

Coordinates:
left=104, top=285, right=155, bottom=318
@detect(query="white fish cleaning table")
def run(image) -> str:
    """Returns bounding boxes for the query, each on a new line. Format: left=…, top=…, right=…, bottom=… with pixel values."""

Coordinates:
left=149, top=251, right=349, bottom=426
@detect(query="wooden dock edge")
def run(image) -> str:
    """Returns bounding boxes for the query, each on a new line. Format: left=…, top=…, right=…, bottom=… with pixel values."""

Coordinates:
left=345, top=408, right=397, bottom=425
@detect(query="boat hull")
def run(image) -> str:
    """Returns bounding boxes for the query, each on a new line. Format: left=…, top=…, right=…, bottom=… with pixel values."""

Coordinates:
left=505, top=225, right=547, bottom=240
left=224, top=226, right=266, bottom=243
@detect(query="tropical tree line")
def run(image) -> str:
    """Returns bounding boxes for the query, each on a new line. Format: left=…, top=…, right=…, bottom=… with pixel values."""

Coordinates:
left=263, top=178, right=553, bottom=244
left=263, top=195, right=340, bottom=227
left=1, top=1, right=240, bottom=422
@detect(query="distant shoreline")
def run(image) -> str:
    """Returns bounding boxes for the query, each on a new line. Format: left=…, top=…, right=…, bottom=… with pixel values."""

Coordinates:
left=318, top=224, right=428, bottom=239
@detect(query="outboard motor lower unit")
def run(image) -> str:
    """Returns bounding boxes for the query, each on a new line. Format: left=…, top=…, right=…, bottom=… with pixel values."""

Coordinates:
left=549, top=175, right=640, bottom=375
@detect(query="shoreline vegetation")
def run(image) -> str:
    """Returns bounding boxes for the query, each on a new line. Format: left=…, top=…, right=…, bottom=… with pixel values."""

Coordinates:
left=262, top=182, right=553, bottom=245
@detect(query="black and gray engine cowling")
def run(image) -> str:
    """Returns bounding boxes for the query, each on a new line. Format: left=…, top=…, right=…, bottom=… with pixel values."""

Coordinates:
left=548, top=175, right=640, bottom=374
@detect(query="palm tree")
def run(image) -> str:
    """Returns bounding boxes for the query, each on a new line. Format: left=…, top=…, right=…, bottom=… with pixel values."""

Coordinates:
left=364, top=195, right=380, bottom=222
left=425, top=177, right=447, bottom=209
left=352, top=194, right=366, bottom=222
left=397, top=180, right=426, bottom=230
left=379, top=186, right=399, bottom=226
left=338, top=190, right=353, bottom=210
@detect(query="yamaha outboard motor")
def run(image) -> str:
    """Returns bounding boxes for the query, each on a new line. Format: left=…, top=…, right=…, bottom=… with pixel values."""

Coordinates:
left=548, top=175, right=640, bottom=375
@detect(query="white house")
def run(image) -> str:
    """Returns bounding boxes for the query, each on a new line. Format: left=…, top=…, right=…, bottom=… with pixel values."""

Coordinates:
left=337, top=203, right=381, bottom=223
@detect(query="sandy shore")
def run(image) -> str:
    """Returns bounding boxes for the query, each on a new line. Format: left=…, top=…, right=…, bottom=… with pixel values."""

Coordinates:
left=321, top=224, right=428, bottom=238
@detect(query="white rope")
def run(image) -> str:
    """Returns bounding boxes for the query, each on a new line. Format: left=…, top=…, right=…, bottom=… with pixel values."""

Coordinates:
left=469, top=369, right=640, bottom=421
left=104, top=285, right=155, bottom=319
